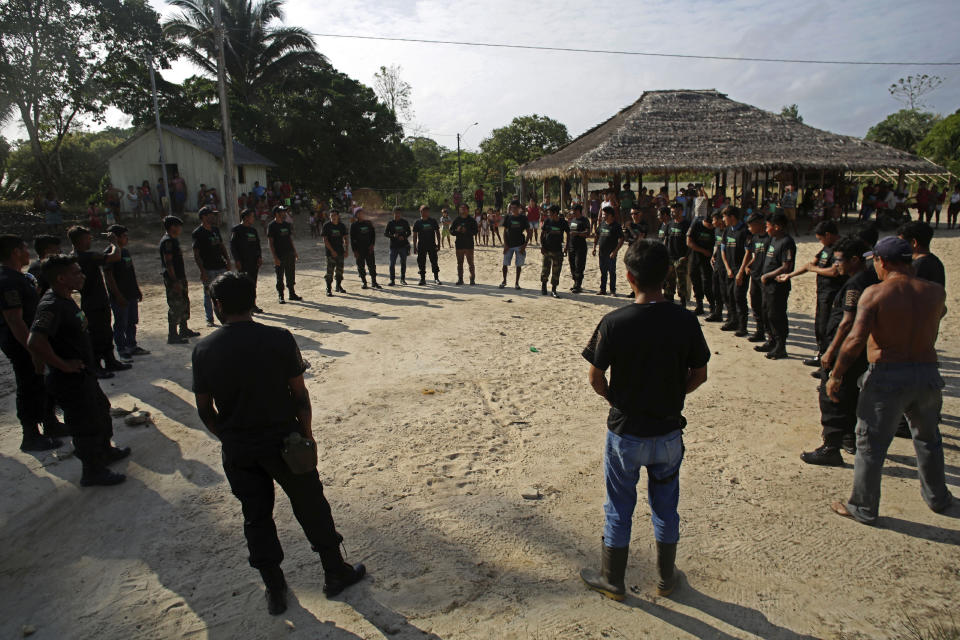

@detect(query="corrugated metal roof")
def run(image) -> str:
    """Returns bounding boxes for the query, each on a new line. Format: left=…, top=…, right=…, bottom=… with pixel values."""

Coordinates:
left=110, top=125, right=276, bottom=167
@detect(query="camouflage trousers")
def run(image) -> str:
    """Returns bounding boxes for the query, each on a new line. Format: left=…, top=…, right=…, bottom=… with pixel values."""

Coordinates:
left=540, top=251, right=563, bottom=286
left=664, top=256, right=690, bottom=300
left=325, top=254, right=344, bottom=284
left=164, top=275, right=190, bottom=327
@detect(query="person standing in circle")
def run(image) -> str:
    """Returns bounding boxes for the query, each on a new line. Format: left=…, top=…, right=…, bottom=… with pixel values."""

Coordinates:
left=267, top=205, right=301, bottom=304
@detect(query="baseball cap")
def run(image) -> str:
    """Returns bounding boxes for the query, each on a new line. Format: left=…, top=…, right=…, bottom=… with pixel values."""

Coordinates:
left=272, top=205, right=288, bottom=213
left=198, top=206, right=218, bottom=217
left=864, top=236, right=912, bottom=260
left=106, top=224, right=128, bottom=235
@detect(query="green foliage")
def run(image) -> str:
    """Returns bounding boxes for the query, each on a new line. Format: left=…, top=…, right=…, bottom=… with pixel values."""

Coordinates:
left=865, top=109, right=940, bottom=154
left=917, top=110, right=960, bottom=177
left=780, top=104, right=803, bottom=123
left=480, top=114, right=571, bottom=173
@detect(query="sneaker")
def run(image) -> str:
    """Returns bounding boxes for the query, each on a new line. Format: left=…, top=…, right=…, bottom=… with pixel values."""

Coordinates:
left=326, top=288, right=333, bottom=297
left=498, top=281, right=506, bottom=289
left=514, top=284, right=521, bottom=290
left=469, top=278, right=476, bottom=285
left=128, top=346, right=151, bottom=356
left=800, top=444, right=844, bottom=467
left=278, top=297, right=286, bottom=304
left=400, top=278, right=407, bottom=285
left=167, top=335, right=189, bottom=345
left=80, top=467, right=126, bottom=487
left=456, top=279, right=464, bottom=286
left=435, top=277, right=442, bottom=285
left=551, top=289, right=560, bottom=299
left=802, top=358, right=821, bottom=367
left=288, top=293, right=303, bottom=301
left=20, top=434, right=62, bottom=452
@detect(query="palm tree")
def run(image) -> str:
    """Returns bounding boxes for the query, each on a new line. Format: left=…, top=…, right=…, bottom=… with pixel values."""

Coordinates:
left=162, top=0, right=327, bottom=103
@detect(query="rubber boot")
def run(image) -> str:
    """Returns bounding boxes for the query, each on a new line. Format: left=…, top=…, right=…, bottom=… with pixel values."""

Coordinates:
left=318, top=546, right=366, bottom=598
left=656, top=541, right=678, bottom=596
left=579, top=541, right=628, bottom=601
left=259, top=566, right=288, bottom=615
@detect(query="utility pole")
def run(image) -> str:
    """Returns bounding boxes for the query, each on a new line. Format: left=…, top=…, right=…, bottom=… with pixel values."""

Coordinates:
left=456, top=122, right=478, bottom=196
left=214, top=0, right=238, bottom=226
left=147, top=54, right=170, bottom=226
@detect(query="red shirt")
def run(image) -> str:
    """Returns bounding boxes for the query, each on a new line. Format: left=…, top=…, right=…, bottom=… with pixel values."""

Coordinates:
left=474, top=189, right=484, bottom=202
left=526, top=205, right=540, bottom=222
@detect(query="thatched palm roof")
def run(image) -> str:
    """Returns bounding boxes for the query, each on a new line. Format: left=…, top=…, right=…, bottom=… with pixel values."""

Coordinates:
left=517, top=90, right=942, bottom=179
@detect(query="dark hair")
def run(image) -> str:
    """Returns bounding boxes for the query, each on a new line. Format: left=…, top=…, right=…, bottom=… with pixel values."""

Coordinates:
left=240, top=208, right=254, bottom=219
left=208, top=271, right=255, bottom=315
left=40, top=254, right=77, bottom=283
left=548, top=204, right=561, bottom=214
left=393, top=206, right=403, bottom=213
left=67, top=225, right=91, bottom=243
left=813, top=220, right=838, bottom=236
left=163, top=216, right=184, bottom=230
left=572, top=203, right=583, bottom=211
left=0, top=234, right=25, bottom=261
left=856, top=224, right=879, bottom=248
left=670, top=203, right=683, bottom=212
left=509, top=200, right=521, bottom=208
left=623, top=240, right=670, bottom=289
left=722, top=205, right=742, bottom=220
left=658, top=207, right=671, bottom=217
left=770, top=212, right=788, bottom=227
left=34, top=235, right=61, bottom=256
left=897, top=220, right=934, bottom=247
left=711, top=211, right=724, bottom=221
left=602, top=206, right=616, bottom=217
left=832, top=236, right=868, bottom=261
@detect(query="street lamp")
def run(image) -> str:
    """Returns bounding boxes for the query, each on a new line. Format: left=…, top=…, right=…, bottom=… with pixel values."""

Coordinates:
left=457, top=122, right=478, bottom=195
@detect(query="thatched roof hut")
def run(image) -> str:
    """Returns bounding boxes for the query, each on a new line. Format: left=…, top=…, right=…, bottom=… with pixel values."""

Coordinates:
left=517, top=90, right=943, bottom=180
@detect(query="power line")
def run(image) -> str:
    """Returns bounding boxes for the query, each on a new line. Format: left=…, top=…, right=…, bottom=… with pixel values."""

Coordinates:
left=307, top=32, right=960, bottom=67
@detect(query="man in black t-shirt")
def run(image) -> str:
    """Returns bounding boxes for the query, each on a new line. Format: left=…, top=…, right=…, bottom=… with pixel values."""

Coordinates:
left=540, top=205, right=569, bottom=297
left=230, top=208, right=264, bottom=313
left=28, top=256, right=129, bottom=486
left=68, top=225, right=128, bottom=377
left=350, top=207, right=381, bottom=290
left=0, top=235, right=65, bottom=451
left=102, top=225, right=148, bottom=359
left=267, top=206, right=301, bottom=303
left=899, top=221, right=945, bottom=287
left=720, top=207, right=750, bottom=336
left=385, top=207, right=411, bottom=285
left=685, top=213, right=714, bottom=315
left=663, top=205, right=691, bottom=306
left=706, top=211, right=728, bottom=322
left=321, top=210, right=348, bottom=296
left=743, top=212, right=769, bottom=341
left=567, top=204, right=591, bottom=293
left=28, top=235, right=61, bottom=295
left=160, top=216, right=196, bottom=344
left=192, top=272, right=365, bottom=615
left=593, top=207, right=624, bottom=296
left=450, top=203, right=478, bottom=285
left=624, top=207, right=648, bottom=245
left=192, top=207, right=233, bottom=324
left=500, top=200, right=530, bottom=290
left=412, top=205, right=441, bottom=285
left=757, top=212, right=796, bottom=359
left=580, top=239, right=710, bottom=601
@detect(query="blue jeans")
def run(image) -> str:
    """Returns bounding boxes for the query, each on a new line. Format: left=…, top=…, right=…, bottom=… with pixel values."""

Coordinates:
left=202, top=268, right=227, bottom=322
left=110, top=298, right=138, bottom=354
left=603, top=429, right=684, bottom=548
left=599, top=255, right=616, bottom=293
left=846, top=363, right=952, bottom=525
left=389, top=247, right=408, bottom=280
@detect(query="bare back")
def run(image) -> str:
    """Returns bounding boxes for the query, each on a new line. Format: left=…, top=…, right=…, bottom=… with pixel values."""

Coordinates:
left=860, top=275, right=945, bottom=363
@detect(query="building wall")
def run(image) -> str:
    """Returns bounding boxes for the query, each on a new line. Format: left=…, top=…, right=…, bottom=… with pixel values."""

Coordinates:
left=108, top=129, right=269, bottom=215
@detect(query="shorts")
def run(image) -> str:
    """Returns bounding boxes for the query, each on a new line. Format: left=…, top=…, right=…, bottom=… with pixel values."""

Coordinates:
left=503, top=246, right=526, bottom=267
left=529, top=221, right=540, bottom=230
left=441, top=227, right=451, bottom=238
left=784, top=207, right=797, bottom=221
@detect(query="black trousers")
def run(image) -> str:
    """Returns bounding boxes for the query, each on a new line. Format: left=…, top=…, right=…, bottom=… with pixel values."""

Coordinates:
left=222, top=451, right=341, bottom=569
left=417, top=247, right=439, bottom=277
left=354, top=248, right=377, bottom=281
left=689, top=253, right=713, bottom=304
left=762, top=282, right=790, bottom=347
left=83, top=304, right=113, bottom=363
left=814, top=290, right=838, bottom=354
left=569, top=245, right=587, bottom=283
left=2, top=339, right=46, bottom=438
left=238, top=261, right=260, bottom=301
left=275, top=253, right=296, bottom=294
left=725, top=275, right=749, bottom=330
left=711, top=267, right=727, bottom=314
left=46, top=371, right=112, bottom=466
left=389, top=247, right=408, bottom=280
left=749, top=277, right=766, bottom=335
left=819, top=357, right=866, bottom=446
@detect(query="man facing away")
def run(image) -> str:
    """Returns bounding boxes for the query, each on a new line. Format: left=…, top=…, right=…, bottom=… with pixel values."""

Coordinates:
left=192, top=272, right=364, bottom=615
left=829, top=237, right=952, bottom=524
left=102, top=225, right=149, bottom=359
left=580, top=239, right=710, bottom=600
left=230, top=208, right=264, bottom=313
left=267, top=205, right=302, bottom=304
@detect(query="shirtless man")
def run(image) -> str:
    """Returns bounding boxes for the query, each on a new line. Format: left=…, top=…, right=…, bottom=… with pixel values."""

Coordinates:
left=828, top=236, right=952, bottom=525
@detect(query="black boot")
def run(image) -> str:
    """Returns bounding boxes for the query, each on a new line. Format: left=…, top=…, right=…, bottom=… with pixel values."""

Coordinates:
left=693, top=301, right=704, bottom=315
left=419, top=276, right=427, bottom=286
left=551, top=286, right=559, bottom=299
left=259, top=566, right=288, bottom=615
left=179, top=324, right=200, bottom=338
left=336, top=281, right=346, bottom=293
left=800, top=444, right=844, bottom=467
left=80, top=463, right=126, bottom=487
left=720, top=321, right=737, bottom=331
left=326, top=283, right=333, bottom=297
left=579, top=541, right=628, bottom=601
left=656, top=541, right=678, bottom=596
left=765, top=343, right=788, bottom=360
left=747, top=331, right=766, bottom=343
left=288, top=290, right=303, bottom=301
left=754, top=340, right=775, bottom=352
left=388, top=277, right=396, bottom=286
left=361, top=278, right=368, bottom=290
left=319, top=546, right=366, bottom=598
left=372, top=278, right=382, bottom=290
left=20, top=433, right=62, bottom=452
left=541, top=282, right=548, bottom=296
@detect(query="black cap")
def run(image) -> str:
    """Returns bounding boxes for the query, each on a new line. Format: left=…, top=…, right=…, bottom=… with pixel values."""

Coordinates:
left=272, top=205, right=288, bottom=213
left=198, top=206, right=218, bottom=217
left=106, top=224, right=128, bottom=235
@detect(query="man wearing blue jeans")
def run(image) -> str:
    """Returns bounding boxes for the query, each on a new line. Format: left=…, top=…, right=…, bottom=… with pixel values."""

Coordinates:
left=593, top=207, right=623, bottom=296
left=580, top=239, right=710, bottom=600
left=828, top=237, right=952, bottom=525
left=102, top=225, right=149, bottom=359
left=192, top=207, right=232, bottom=326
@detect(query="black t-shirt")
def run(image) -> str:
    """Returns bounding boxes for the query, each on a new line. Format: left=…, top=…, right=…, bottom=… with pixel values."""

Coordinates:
left=597, top=221, right=623, bottom=255
left=413, top=218, right=439, bottom=249
left=913, top=253, right=945, bottom=287
left=321, top=221, right=347, bottom=256
left=541, top=218, right=569, bottom=252
left=103, top=247, right=139, bottom=299
left=0, top=266, right=39, bottom=344
left=813, top=245, right=844, bottom=295
left=385, top=219, right=411, bottom=249
left=625, top=220, right=648, bottom=244
left=192, top=226, right=227, bottom=270
left=27, top=260, right=49, bottom=295
left=762, top=235, right=797, bottom=283
left=192, top=321, right=307, bottom=457
left=160, top=234, right=186, bottom=280
left=502, top=215, right=529, bottom=248
left=721, top=222, right=749, bottom=272
left=76, top=250, right=109, bottom=309
left=230, top=223, right=261, bottom=267
left=583, top=302, right=711, bottom=437
left=30, top=290, right=95, bottom=370
left=666, top=220, right=690, bottom=260
left=267, top=220, right=295, bottom=257
left=350, top=220, right=376, bottom=250
left=450, top=215, right=478, bottom=250
left=657, top=222, right=670, bottom=244
left=825, top=268, right=879, bottom=341
left=747, top=232, right=769, bottom=279
left=687, top=219, right=714, bottom=252
left=568, top=216, right=591, bottom=250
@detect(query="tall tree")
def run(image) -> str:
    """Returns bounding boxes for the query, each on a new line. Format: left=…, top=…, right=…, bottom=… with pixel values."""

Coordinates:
left=780, top=104, right=803, bottom=123
left=865, top=109, right=940, bottom=154
left=373, top=65, right=414, bottom=132
left=0, top=0, right=165, bottom=192
left=917, top=110, right=960, bottom=177
left=162, top=0, right=327, bottom=104
left=889, top=75, right=943, bottom=111
left=480, top=115, right=570, bottom=174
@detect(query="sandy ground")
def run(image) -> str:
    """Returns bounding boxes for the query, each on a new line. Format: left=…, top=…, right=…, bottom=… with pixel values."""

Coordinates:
left=1, top=211, right=958, bottom=640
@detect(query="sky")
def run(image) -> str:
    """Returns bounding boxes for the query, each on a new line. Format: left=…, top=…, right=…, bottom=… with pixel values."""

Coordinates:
left=5, top=0, right=960, bottom=150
